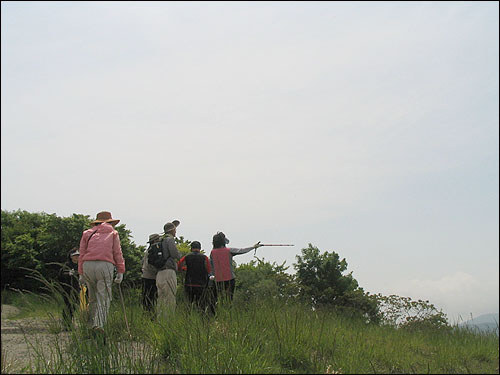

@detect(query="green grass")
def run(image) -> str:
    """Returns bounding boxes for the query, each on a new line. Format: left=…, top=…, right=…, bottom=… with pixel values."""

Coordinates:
left=1, top=289, right=60, bottom=320
left=2, top=287, right=499, bottom=374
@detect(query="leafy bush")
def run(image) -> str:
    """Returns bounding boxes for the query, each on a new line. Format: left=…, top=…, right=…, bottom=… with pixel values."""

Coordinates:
left=375, top=294, right=450, bottom=331
left=294, top=244, right=380, bottom=323
left=235, top=257, right=299, bottom=303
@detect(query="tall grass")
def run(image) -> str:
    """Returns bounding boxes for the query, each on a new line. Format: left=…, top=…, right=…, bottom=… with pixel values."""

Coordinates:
left=2, top=274, right=499, bottom=374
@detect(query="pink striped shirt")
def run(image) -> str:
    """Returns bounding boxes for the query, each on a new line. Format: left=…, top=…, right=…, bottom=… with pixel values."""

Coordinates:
left=78, top=223, right=126, bottom=275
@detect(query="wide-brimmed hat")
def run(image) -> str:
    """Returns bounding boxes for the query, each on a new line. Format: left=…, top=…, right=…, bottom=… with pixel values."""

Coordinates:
left=148, top=233, right=161, bottom=243
left=91, top=211, right=120, bottom=226
left=163, top=220, right=180, bottom=234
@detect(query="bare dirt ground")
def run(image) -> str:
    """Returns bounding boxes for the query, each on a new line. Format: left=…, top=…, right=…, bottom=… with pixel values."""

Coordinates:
left=1, top=304, right=153, bottom=374
left=1, top=304, right=72, bottom=374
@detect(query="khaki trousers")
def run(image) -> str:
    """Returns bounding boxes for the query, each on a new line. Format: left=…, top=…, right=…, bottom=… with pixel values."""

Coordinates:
left=82, top=260, right=114, bottom=329
left=156, top=268, right=177, bottom=318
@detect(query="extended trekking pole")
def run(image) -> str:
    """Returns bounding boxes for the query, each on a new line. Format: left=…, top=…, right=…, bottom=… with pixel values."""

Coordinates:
left=118, top=284, right=132, bottom=339
left=259, top=244, right=294, bottom=246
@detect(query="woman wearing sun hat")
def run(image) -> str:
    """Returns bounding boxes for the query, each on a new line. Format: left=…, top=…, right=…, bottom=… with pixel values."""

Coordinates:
left=78, top=211, right=125, bottom=332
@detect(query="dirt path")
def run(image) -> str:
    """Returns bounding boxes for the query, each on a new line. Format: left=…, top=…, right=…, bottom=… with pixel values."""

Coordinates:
left=1, top=304, right=72, bottom=374
left=1, top=304, right=154, bottom=374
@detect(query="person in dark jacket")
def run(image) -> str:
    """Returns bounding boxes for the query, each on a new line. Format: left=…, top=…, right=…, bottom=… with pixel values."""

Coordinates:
left=58, top=247, right=81, bottom=330
left=177, top=241, right=212, bottom=313
left=141, top=234, right=160, bottom=314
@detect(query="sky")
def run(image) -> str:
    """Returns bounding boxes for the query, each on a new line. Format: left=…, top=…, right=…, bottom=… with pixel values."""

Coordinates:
left=1, top=1, right=498, bottom=324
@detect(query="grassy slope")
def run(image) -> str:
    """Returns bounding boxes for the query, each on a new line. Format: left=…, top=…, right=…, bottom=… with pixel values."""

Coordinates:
left=2, top=289, right=499, bottom=374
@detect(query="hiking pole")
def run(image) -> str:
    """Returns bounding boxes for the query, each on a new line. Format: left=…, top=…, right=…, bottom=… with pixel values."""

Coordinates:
left=118, top=284, right=132, bottom=339
left=259, top=244, right=294, bottom=246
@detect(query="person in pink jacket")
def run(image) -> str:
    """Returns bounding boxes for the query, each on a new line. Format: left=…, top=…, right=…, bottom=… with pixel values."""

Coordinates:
left=78, top=211, right=125, bottom=332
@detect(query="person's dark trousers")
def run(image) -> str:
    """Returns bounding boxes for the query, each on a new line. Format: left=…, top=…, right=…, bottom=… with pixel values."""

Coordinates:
left=214, top=279, right=236, bottom=306
left=204, top=281, right=217, bottom=315
left=185, top=285, right=207, bottom=311
left=62, top=292, right=76, bottom=329
left=142, top=277, right=158, bottom=313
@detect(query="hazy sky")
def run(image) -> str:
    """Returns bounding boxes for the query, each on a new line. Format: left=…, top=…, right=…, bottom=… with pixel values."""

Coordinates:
left=2, top=1, right=498, bottom=323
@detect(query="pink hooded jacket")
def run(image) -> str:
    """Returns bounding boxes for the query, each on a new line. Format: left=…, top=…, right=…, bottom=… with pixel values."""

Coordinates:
left=78, top=223, right=126, bottom=275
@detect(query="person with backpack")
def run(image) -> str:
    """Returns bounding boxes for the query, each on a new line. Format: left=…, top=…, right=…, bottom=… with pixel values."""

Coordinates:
left=156, top=221, right=181, bottom=318
left=177, top=241, right=213, bottom=313
left=209, top=232, right=262, bottom=306
left=141, top=234, right=160, bottom=314
left=78, top=211, right=125, bottom=333
left=58, top=247, right=82, bottom=330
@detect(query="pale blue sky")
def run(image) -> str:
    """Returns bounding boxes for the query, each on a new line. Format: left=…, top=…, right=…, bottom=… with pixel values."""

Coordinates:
left=1, top=1, right=498, bottom=323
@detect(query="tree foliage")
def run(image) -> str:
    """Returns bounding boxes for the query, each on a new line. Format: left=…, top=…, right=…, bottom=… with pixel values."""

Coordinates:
left=235, top=256, right=299, bottom=303
left=294, top=244, right=379, bottom=323
left=374, top=294, right=450, bottom=331
left=113, top=224, right=146, bottom=288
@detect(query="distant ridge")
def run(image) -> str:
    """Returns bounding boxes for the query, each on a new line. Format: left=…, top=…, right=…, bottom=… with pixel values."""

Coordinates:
left=458, top=313, right=499, bottom=335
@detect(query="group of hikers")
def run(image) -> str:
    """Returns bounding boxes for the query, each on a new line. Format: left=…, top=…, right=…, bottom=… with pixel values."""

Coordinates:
left=58, top=211, right=263, bottom=333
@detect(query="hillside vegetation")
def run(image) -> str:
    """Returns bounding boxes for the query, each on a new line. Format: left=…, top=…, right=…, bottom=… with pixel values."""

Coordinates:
left=1, top=288, right=498, bottom=374
left=1, top=209, right=498, bottom=373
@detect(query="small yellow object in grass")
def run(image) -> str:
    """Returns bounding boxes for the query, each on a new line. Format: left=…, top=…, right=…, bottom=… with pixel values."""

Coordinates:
left=80, top=285, right=88, bottom=311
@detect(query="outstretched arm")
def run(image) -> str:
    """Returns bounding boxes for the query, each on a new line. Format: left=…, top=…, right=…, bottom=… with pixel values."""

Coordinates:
left=229, top=242, right=262, bottom=256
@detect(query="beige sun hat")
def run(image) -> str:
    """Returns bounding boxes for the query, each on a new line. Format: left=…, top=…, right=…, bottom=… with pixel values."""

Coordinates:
left=163, top=219, right=180, bottom=234
left=148, top=233, right=161, bottom=243
left=90, top=211, right=120, bottom=226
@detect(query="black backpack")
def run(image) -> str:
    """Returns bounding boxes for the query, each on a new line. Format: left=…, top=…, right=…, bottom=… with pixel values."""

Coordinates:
left=147, top=240, right=168, bottom=269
